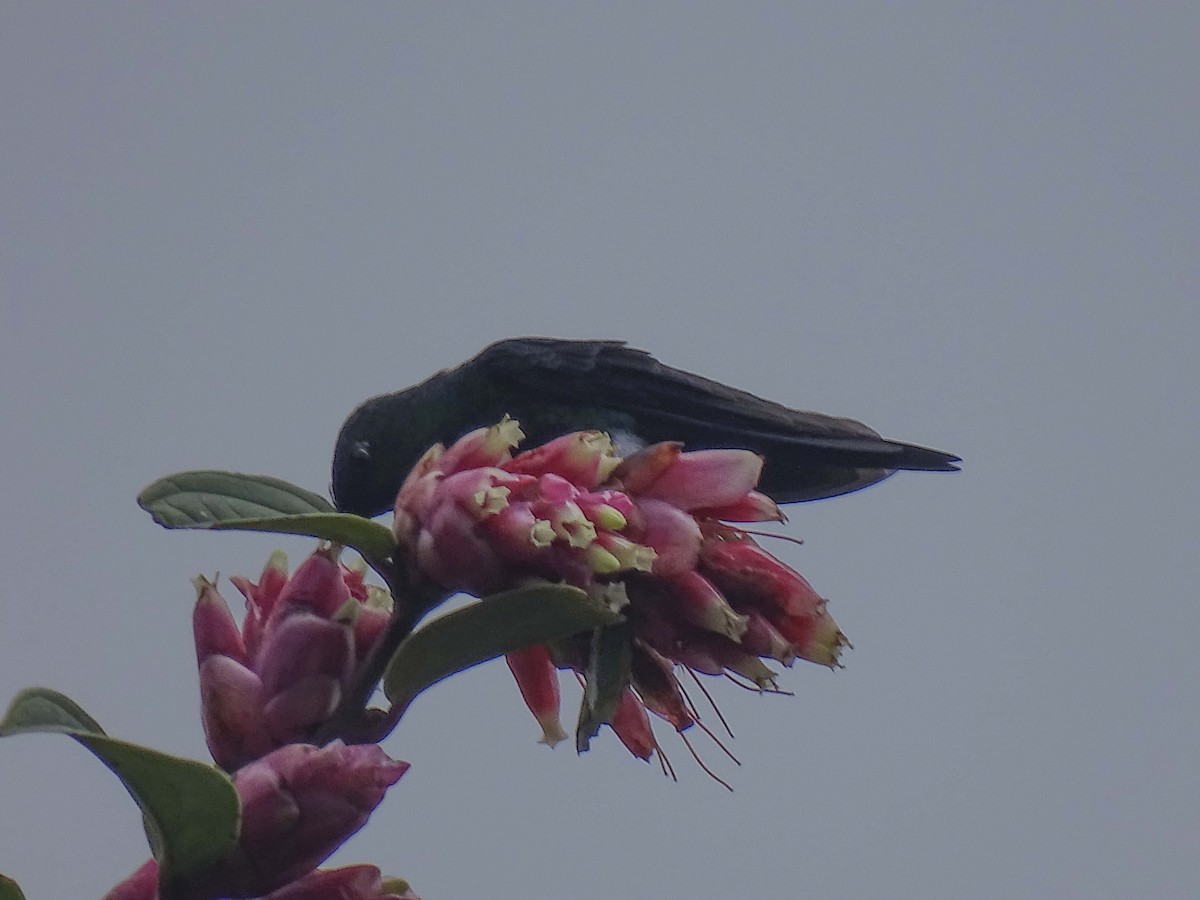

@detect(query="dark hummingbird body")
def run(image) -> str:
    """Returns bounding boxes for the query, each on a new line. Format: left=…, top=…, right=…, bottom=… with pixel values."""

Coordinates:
left=332, top=338, right=960, bottom=517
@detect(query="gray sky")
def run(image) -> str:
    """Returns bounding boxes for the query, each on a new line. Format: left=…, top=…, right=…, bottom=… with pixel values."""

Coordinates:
left=2, top=4, right=1196, bottom=899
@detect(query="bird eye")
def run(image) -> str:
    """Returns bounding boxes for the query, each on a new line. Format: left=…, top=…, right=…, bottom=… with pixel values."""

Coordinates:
left=352, top=441, right=371, bottom=461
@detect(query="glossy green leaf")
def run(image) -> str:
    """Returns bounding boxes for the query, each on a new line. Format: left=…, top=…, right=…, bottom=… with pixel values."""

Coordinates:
left=0, top=875, right=26, bottom=900
left=575, top=622, right=633, bottom=753
left=138, top=470, right=334, bottom=525
left=0, top=688, right=239, bottom=884
left=383, top=584, right=621, bottom=711
left=138, top=470, right=397, bottom=560
left=207, top=513, right=397, bottom=561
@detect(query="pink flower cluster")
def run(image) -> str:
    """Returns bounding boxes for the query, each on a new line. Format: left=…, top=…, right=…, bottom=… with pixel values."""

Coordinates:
left=106, top=741, right=411, bottom=900
left=194, top=547, right=392, bottom=770
left=393, top=418, right=847, bottom=757
left=106, top=550, right=413, bottom=899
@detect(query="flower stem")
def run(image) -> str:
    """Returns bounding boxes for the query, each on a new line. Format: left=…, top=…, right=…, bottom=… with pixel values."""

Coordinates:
left=313, top=555, right=447, bottom=745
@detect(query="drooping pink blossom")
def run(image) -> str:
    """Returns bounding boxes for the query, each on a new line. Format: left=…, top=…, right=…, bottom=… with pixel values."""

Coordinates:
left=392, top=419, right=848, bottom=759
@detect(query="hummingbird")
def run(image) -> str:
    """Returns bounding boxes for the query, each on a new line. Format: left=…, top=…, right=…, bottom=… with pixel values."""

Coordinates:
left=331, top=337, right=959, bottom=517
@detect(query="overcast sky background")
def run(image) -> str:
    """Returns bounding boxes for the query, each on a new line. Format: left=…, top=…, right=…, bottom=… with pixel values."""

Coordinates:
left=2, top=5, right=1196, bottom=899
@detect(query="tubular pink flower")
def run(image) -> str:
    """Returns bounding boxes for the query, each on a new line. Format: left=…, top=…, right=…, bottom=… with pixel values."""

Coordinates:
left=629, top=643, right=695, bottom=732
left=503, top=429, right=620, bottom=486
left=594, top=532, right=656, bottom=573
left=435, top=415, right=524, bottom=473
left=662, top=571, right=748, bottom=641
left=739, top=607, right=798, bottom=666
left=639, top=449, right=764, bottom=511
left=630, top=498, right=701, bottom=575
left=481, top=502, right=556, bottom=560
left=506, top=644, right=567, bottom=747
left=436, top=467, right=523, bottom=520
left=609, top=687, right=656, bottom=760
left=693, top=489, right=785, bottom=523
left=700, top=532, right=824, bottom=618
left=576, top=491, right=633, bottom=530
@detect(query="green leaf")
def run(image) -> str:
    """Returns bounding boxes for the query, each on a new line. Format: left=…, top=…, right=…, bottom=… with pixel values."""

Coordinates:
left=138, top=470, right=335, bottom=525
left=0, top=688, right=239, bottom=885
left=138, top=470, right=397, bottom=561
left=208, top=513, right=397, bottom=561
left=575, top=622, right=633, bottom=753
left=383, top=584, right=621, bottom=711
left=0, top=875, right=27, bottom=900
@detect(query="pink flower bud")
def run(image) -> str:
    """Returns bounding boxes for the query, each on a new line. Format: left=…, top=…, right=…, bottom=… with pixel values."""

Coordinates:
left=231, top=550, right=290, bottom=656
left=202, top=742, right=409, bottom=898
left=576, top=490, right=633, bottom=529
left=195, top=549, right=394, bottom=769
left=269, top=545, right=352, bottom=621
left=193, top=576, right=248, bottom=666
left=108, top=744, right=409, bottom=900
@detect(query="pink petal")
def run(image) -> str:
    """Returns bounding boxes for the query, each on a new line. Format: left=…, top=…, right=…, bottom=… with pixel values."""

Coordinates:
left=262, top=674, right=342, bottom=744
left=640, top=449, right=763, bottom=511
left=271, top=547, right=351, bottom=621
left=193, top=577, right=247, bottom=666
left=197, top=655, right=272, bottom=771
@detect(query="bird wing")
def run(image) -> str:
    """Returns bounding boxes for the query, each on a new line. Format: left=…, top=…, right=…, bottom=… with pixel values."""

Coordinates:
left=472, top=337, right=959, bottom=502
